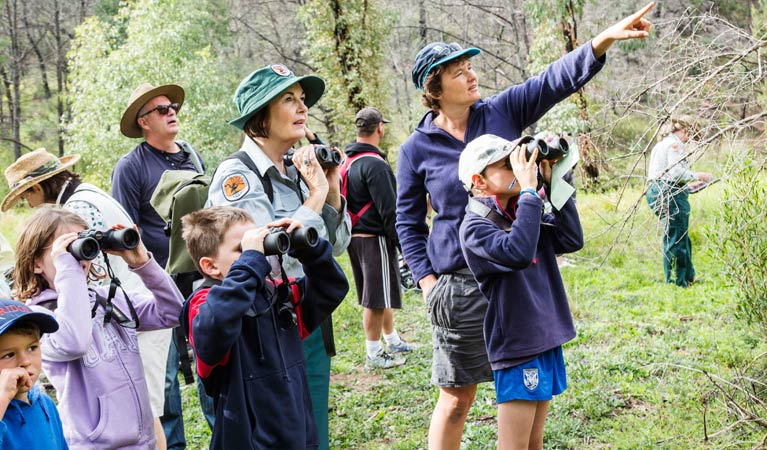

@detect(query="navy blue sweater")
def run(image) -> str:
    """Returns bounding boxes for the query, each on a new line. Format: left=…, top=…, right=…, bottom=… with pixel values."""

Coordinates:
left=459, top=195, right=582, bottom=369
left=187, top=239, right=348, bottom=450
left=396, top=42, right=603, bottom=284
left=111, top=142, right=203, bottom=267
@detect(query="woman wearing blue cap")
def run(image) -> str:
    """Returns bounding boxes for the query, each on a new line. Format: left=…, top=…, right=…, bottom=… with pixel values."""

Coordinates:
left=206, top=64, right=351, bottom=450
left=396, top=3, right=654, bottom=449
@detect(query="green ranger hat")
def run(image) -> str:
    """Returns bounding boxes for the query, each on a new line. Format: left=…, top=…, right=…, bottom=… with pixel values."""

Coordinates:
left=229, top=64, right=325, bottom=130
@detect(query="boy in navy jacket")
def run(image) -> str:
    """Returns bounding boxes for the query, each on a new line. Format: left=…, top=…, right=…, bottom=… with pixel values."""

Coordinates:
left=180, top=206, right=348, bottom=450
left=457, top=134, right=582, bottom=450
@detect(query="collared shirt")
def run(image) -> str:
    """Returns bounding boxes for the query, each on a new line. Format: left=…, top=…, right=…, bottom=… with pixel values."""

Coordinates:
left=647, top=133, right=697, bottom=184
left=206, top=137, right=351, bottom=277
left=112, top=141, right=204, bottom=267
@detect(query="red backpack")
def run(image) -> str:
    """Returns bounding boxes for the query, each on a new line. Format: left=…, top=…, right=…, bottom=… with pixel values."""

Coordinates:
left=339, top=152, right=386, bottom=227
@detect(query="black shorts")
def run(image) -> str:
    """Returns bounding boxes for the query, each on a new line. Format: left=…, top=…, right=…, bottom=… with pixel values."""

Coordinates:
left=348, top=236, right=402, bottom=309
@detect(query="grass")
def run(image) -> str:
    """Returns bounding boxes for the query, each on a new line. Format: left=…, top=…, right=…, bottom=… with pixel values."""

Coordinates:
left=3, top=180, right=765, bottom=449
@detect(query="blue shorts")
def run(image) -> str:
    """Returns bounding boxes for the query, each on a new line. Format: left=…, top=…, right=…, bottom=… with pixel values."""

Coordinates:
left=494, top=346, right=567, bottom=403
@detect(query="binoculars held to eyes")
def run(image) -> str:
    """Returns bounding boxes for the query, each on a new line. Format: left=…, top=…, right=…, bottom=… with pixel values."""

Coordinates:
left=284, top=145, right=343, bottom=169
left=263, top=226, right=319, bottom=256
left=520, top=135, right=569, bottom=163
left=67, top=228, right=140, bottom=261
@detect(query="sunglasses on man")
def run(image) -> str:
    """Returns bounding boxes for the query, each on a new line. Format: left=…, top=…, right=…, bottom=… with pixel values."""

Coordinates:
left=138, top=102, right=180, bottom=119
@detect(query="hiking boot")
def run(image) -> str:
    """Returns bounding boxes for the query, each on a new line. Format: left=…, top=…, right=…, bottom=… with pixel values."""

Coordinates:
left=387, top=339, right=415, bottom=354
left=365, top=350, right=406, bottom=369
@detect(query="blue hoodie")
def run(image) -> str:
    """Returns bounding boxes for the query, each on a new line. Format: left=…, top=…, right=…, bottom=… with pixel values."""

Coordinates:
left=396, top=42, right=603, bottom=285
left=459, top=194, right=582, bottom=369
left=0, top=385, right=68, bottom=450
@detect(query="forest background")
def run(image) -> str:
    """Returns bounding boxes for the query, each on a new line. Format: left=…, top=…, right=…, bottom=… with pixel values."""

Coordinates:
left=3, top=0, right=767, bottom=448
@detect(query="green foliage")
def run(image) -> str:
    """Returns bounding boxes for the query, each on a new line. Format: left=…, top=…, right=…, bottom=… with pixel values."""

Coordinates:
left=158, top=183, right=767, bottom=448
left=524, top=0, right=588, bottom=135
left=299, top=0, right=394, bottom=144
left=707, top=161, right=767, bottom=339
left=65, top=0, right=239, bottom=188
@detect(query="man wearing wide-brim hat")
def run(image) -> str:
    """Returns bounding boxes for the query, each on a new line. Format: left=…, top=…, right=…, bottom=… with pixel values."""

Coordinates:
left=111, top=82, right=213, bottom=450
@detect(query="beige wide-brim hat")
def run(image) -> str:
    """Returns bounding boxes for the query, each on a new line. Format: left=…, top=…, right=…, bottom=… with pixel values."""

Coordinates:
left=120, top=83, right=185, bottom=138
left=1, top=148, right=80, bottom=212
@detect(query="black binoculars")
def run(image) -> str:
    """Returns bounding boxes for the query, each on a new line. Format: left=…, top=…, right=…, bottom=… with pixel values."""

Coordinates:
left=263, top=226, right=319, bottom=256
left=284, top=145, right=343, bottom=169
left=67, top=228, right=140, bottom=261
left=520, top=135, right=569, bottom=163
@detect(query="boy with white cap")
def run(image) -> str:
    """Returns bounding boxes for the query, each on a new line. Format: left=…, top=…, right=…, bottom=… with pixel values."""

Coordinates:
left=457, top=134, right=582, bottom=450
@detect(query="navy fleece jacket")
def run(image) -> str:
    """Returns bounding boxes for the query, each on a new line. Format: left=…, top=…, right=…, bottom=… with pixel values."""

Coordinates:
left=187, top=239, right=348, bottom=450
left=459, top=195, right=582, bottom=369
left=396, top=42, right=603, bottom=285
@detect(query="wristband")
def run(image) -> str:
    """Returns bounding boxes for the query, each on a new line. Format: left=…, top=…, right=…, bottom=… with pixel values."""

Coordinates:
left=520, top=187, right=540, bottom=199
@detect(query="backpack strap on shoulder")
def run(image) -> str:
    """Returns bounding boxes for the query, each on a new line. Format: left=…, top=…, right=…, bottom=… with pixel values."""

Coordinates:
left=467, top=197, right=512, bottom=232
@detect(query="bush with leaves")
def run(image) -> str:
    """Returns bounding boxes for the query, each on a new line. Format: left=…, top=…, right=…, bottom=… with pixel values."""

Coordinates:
left=707, top=161, right=767, bottom=338
left=65, top=0, right=239, bottom=187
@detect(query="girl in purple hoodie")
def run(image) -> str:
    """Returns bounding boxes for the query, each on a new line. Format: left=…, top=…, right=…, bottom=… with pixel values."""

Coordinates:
left=13, top=206, right=184, bottom=449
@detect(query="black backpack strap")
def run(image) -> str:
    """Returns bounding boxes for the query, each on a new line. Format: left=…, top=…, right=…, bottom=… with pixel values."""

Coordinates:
left=467, top=197, right=513, bottom=232
left=172, top=271, right=203, bottom=385
left=320, top=317, right=336, bottom=357
left=227, top=151, right=274, bottom=203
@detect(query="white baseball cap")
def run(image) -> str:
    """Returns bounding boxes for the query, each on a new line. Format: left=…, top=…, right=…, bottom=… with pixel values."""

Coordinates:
left=458, top=134, right=517, bottom=191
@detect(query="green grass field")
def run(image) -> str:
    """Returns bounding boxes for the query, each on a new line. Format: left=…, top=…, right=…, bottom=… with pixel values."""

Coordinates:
left=3, top=181, right=765, bottom=449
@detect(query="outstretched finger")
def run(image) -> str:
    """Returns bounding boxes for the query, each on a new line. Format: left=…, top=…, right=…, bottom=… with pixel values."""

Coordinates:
left=630, top=2, right=654, bottom=22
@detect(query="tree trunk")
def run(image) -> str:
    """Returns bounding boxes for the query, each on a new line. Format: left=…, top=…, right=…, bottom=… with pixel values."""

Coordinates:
left=4, top=0, right=23, bottom=160
left=54, top=0, right=66, bottom=156
left=22, top=1, right=51, bottom=99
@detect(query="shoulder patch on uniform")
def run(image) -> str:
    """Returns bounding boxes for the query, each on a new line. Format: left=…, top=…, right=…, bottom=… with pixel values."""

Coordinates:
left=671, top=144, right=680, bottom=150
left=222, top=172, right=250, bottom=201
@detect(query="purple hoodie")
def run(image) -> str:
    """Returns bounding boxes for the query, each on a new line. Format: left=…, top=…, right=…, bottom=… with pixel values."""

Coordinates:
left=28, top=253, right=183, bottom=449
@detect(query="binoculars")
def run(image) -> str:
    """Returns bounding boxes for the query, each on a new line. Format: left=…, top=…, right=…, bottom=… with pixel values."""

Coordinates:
left=519, top=135, right=569, bottom=163
left=284, top=145, right=343, bottom=169
left=263, top=226, right=319, bottom=256
left=67, top=228, right=140, bottom=261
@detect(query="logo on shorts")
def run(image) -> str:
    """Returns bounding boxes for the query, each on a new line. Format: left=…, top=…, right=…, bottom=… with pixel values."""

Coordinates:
left=222, top=173, right=250, bottom=201
left=523, top=368, right=539, bottom=390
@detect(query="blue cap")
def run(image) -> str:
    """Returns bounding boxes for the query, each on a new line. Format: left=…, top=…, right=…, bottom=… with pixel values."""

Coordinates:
left=0, top=297, right=59, bottom=336
left=411, top=42, right=480, bottom=90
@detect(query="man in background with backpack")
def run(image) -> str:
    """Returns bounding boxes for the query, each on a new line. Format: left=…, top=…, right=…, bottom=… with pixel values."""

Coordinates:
left=112, top=82, right=214, bottom=450
left=344, top=107, right=414, bottom=369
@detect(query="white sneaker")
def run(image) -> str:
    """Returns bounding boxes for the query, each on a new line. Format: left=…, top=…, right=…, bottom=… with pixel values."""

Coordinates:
left=365, top=350, right=406, bottom=369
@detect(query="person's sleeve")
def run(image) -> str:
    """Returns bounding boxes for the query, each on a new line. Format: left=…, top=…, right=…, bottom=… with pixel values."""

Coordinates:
left=192, top=251, right=272, bottom=367
left=118, top=254, right=184, bottom=331
left=395, top=144, right=434, bottom=284
left=36, top=254, right=94, bottom=362
left=543, top=195, right=584, bottom=254
left=206, top=159, right=276, bottom=226
left=111, top=157, right=142, bottom=224
left=665, top=145, right=697, bottom=184
left=490, top=41, right=605, bottom=130
left=365, top=160, right=400, bottom=246
left=292, top=239, right=349, bottom=333
left=460, top=197, right=543, bottom=276
left=186, top=291, right=229, bottom=378
left=320, top=198, right=352, bottom=257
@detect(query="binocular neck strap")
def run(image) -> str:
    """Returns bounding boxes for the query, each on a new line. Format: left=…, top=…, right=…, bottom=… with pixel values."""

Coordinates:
left=90, top=253, right=140, bottom=329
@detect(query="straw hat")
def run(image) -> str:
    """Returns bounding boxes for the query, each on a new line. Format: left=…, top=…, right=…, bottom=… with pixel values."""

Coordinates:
left=1, top=148, right=80, bottom=212
left=120, top=83, right=185, bottom=138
